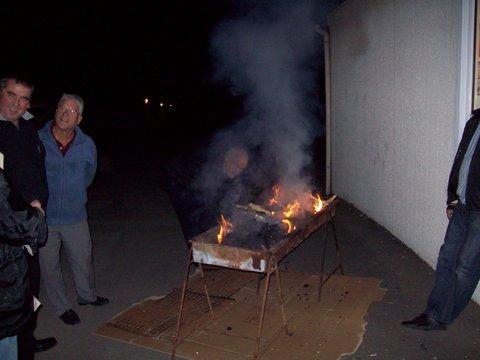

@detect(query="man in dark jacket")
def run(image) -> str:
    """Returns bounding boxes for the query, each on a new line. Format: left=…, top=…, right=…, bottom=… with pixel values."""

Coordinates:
left=0, top=169, right=46, bottom=359
left=402, top=111, right=480, bottom=330
left=0, top=74, right=56, bottom=356
left=0, top=76, right=48, bottom=211
left=161, top=141, right=276, bottom=246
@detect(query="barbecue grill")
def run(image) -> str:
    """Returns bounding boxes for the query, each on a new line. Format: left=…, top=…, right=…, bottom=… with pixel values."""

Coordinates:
left=171, top=195, right=343, bottom=359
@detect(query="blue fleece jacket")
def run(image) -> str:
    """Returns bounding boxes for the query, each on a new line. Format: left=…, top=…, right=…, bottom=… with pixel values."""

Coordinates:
left=38, top=121, right=97, bottom=226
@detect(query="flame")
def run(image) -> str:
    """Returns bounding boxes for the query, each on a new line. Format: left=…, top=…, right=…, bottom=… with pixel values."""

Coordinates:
left=283, top=201, right=301, bottom=218
left=269, top=185, right=280, bottom=206
left=282, top=219, right=296, bottom=234
left=220, top=186, right=326, bottom=238
left=311, top=194, right=323, bottom=214
left=280, top=200, right=300, bottom=234
left=217, top=214, right=233, bottom=244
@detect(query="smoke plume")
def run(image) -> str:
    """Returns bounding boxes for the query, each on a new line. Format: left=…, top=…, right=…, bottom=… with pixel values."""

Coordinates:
left=197, top=0, right=326, bottom=219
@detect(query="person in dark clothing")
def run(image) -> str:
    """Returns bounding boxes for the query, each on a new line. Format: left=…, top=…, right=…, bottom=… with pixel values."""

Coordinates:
left=0, top=77, right=48, bottom=211
left=0, top=75, right=56, bottom=357
left=161, top=142, right=275, bottom=245
left=161, top=146, right=218, bottom=244
left=402, top=110, right=480, bottom=331
left=0, top=169, right=46, bottom=359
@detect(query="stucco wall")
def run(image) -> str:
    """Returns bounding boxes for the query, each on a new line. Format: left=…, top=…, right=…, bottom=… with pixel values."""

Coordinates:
left=328, top=0, right=480, bottom=302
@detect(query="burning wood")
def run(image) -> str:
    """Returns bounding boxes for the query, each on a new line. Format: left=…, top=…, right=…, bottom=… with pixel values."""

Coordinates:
left=215, top=193, right=337, bottom=246
left=236, top=203, right=275, bottom=216
left=318, top=194, right=336, bottom=206
left=311, top=194, right=324, bottom=214
left=235, top=203, right=281, bottom=226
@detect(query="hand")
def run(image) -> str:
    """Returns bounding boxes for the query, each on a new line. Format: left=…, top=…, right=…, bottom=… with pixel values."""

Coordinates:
left=30, top=200, right=45, bottom=216
left=446, top=207, right=454, bottom=220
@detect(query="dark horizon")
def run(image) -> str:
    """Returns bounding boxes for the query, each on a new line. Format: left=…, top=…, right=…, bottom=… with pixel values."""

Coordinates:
left=1, top=1, right=340, bottom=166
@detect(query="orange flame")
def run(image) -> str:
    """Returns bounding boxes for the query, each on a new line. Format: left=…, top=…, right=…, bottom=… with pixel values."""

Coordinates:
left=282, top=219, right=296, bottom=234
left=283, top=201, right=301, bottom=218
left=269, top=185, right=280, bottom=206
left=311, top=194, right=323, bottom=214
left=217, top=214, right=233, bottom=244
left=280, top=200, right=300, bottom=234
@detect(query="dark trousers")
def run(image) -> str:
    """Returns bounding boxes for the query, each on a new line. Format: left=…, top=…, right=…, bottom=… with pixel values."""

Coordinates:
left=17, top=253, right=40, bottom=360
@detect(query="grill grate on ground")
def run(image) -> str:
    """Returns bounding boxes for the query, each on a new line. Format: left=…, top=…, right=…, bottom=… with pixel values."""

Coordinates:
left=107, top=268, right=258, bottom=338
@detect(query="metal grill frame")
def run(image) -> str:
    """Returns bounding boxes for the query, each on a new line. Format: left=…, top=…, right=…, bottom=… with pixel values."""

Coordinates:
left=171, top=197, right=343, bottom=360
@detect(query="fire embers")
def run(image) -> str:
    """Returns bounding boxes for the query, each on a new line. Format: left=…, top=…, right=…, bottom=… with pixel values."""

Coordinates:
left=216, top=185, right=325, bottom=246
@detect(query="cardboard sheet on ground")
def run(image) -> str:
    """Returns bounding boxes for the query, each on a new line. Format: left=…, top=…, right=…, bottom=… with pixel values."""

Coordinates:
left=95, top=271, right=385, bottom=359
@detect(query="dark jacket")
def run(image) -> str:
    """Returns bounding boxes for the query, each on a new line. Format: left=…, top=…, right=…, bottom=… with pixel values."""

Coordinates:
left=0, top=118, right=48, bottom=211
left=161, top=144, right=277, bottom=242
left=0, top=170, right=46, bottom=339
left=447, top=113, right=480, bottom=210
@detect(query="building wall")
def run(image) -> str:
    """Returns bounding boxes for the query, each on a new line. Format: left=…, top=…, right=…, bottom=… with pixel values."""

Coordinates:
left=328, top=0, right=480, bottom=301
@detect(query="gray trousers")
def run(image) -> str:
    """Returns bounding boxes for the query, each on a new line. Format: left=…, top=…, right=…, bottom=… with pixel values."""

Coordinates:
left=39, top=220, right=96, bottom=316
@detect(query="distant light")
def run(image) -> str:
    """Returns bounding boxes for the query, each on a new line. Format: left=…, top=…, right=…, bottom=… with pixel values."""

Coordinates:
left=144, top=98, right=149, bottom=104
left=160, top=102, right=164, bottom=107
left=169, top=104, right=173, bottom=108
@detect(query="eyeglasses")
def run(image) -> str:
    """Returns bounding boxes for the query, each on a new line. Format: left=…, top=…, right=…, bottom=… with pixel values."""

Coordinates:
left=57, top=107, right=80, bottom=117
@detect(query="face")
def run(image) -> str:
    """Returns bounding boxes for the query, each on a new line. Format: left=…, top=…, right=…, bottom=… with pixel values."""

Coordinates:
left=55, top=98, right=82, bottom=131
left=0, top=80, right=32, bottom=122
left=224, top=147, right=249, bottom=179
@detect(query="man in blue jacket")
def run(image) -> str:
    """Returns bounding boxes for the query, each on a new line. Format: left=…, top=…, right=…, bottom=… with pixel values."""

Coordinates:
left=38, top=94, right=109, bottom=325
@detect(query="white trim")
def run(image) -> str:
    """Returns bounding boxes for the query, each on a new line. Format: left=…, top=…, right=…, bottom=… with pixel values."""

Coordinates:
left=458, top=0, right=476, bottom=143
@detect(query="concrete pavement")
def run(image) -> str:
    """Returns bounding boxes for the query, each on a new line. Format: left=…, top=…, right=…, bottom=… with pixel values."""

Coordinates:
left=34, top=154, right=480, bottom=359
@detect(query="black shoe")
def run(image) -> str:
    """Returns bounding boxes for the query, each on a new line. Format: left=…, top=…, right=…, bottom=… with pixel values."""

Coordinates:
left=401, top=313, right=447, bottom=331
left=60, top=309, right=81, bottom=325
left=78, top=296, right=110, bottom=306
left=34, top=337, right=57, bottom=353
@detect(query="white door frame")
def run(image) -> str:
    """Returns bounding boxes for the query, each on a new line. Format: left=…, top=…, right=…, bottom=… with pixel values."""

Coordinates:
left=458, top=0, right=476, bottom=143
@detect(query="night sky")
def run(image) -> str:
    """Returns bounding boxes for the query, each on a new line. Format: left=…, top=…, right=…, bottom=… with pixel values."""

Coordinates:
left=1, top=1, right=342, bottom=160
left=3, top=3, right=228, bottom=107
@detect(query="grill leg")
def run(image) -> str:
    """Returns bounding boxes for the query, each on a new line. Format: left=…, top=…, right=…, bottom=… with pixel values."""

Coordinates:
left=253, top=258, right=273, bottom=359
left=198, top=263, right=214, bottom=316
left=274, top=262, right=290, bottom=335
left=256, top=274, right=262, bottom=296
left=318, top=212, right=345, bottom=301
left=330, top=220, right=344, bottom=275
left=318, top=216, right=329, bottom=302
left=171, top=248, right=193, bottom=359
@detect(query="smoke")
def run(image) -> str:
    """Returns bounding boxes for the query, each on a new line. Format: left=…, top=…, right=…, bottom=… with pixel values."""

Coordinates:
left=196, top=0, right=326, bottom=218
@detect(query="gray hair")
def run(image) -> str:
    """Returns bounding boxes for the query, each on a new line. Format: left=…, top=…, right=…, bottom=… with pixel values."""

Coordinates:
left=58, top=93, right=84, bottom=115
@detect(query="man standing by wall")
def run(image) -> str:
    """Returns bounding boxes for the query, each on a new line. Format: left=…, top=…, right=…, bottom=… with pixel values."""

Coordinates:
left=402, top=111, right=480, bottom=330
left=38, top=94, right=109, bottom=326
left=0, top=74, right=57, bottom=357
